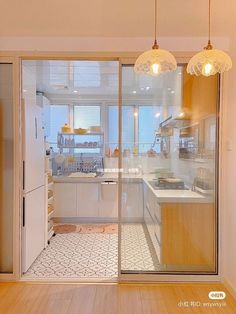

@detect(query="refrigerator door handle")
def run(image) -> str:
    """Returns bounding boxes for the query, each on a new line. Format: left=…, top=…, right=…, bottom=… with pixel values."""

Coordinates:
left=35, top=117, right=38, bottom=139
left=22, top=197, right=25, bottom=227
left=23, top=160, right=25, bottom=190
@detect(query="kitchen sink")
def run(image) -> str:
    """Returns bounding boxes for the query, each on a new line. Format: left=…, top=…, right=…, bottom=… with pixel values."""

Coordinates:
left=148, top=180, right=189, bottom=190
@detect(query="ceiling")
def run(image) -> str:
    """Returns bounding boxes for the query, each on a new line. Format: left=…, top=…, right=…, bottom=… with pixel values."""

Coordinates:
left=0, top=0, right=234, bottom=37
left=31, top=60, right=182, bottom=105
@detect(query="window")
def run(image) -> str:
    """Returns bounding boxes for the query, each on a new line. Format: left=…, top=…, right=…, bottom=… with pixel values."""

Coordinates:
left=108, top=105, right=161, bottom=154
left=46, top=105, right=69, bottom=151
left=108, top=106, right=134, bottom=151
left=74, top=105, right=101, bottom=154
left=74, top=105, right=100, bottom=129
left=138, top=106, right=161, bottom=153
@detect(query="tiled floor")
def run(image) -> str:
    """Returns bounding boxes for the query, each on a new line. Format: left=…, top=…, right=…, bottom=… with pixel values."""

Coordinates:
left=24, top=223, right=159, bottom=280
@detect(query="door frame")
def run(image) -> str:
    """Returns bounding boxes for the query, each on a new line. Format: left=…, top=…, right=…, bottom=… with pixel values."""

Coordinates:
left=0, top=56, right=21, bottom=281
left=0, top=51, right=223, bottom=283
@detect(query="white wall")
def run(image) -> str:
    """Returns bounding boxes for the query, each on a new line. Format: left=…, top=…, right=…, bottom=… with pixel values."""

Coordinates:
left=221, top=38, right=236, bottom=292
left=0, top=36, right=229, bottom=52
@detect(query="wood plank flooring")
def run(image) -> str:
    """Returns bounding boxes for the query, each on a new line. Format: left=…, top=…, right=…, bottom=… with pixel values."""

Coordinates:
left=0, top=282, right=235, bottom=314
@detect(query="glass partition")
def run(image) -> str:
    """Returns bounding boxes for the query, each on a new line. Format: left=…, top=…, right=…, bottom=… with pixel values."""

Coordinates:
left=0, top=63, right=14, bottom=273
left=120, top=64, right=218, bottom=274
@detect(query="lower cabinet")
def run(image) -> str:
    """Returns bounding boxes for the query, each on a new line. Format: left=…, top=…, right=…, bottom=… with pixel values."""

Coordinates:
left=77, top=183, right=99, bottom=217
left=54, top=183, right=77, bottom=217
left=122, top=183, right=143, bottom=219
left=143, top=182, right=215, bottom=269
left=54, top=181, right=143, bottom=220
left=99, top=181, right=118, bottom=218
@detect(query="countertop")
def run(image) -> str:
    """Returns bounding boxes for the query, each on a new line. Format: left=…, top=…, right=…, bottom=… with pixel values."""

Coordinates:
left=143, top=179, right=214, bottom=204
left=53, top=174, right=214, bottom=204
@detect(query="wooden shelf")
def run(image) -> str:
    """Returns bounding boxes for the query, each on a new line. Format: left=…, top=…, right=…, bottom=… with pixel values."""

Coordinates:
left=48, top=210, right=54, bottom=219
left=48, top=227, right=54, bottom=240
left=48, top=196, right=54, bottom=203
left=59, top=132, right=104, bottom=136
left=48, top=181, right=54, bottom=188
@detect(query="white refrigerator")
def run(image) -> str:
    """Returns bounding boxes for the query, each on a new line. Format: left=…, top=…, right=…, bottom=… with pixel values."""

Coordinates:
left=22, top=64, right=45, bottom=273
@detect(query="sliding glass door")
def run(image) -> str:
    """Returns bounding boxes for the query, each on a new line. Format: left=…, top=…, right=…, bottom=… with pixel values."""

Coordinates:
left=0, top=61, right=14, bottom=274
left=119, top=62, right=218, bottom=277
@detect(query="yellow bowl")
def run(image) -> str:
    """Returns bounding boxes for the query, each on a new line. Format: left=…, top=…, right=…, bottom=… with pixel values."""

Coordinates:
left=74, top=128, right=87, bottom=134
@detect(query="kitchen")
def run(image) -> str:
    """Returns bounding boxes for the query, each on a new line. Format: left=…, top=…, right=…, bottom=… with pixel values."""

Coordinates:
left=21, top=59, right=218, bottom=280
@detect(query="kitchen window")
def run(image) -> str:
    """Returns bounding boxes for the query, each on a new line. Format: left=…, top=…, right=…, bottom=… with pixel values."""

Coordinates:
left=46, top=104, right=70, bottom=151
left=107, top=105, right=161, bottom=154
left=108, top=105, right=134, bottom=151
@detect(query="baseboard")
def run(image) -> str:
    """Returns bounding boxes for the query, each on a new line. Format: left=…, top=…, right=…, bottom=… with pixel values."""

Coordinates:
left=222, top=278, right=236, bottom=300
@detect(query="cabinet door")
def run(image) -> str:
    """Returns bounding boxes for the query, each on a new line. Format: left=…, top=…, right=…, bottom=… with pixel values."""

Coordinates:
left=77, top=183, right=99, bottom=217
left=122, top=183, right=143, bottom=218
left=54, top=183, right=77, bottom=217
left=99, top=182, right=118, bottom=218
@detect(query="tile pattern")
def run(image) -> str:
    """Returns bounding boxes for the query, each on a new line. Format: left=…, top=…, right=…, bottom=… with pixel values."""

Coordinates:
left=24, top=223, right=158, bottom=279
left=121, top=224, right=159, bottom=271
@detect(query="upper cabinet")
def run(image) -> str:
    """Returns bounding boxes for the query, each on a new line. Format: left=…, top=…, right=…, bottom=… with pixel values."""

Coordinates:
left=182, top=66, right=218, bottom=123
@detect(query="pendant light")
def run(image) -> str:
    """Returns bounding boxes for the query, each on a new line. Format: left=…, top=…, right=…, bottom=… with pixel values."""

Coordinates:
left=187, top=0, right=232, bottom=76
left=134, top=0, right=177, bottom=76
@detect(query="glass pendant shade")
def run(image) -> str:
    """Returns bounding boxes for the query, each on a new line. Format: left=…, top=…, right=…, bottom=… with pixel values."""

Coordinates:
left=187, top=48, right=232, bottom=76
left=134, top=48, right=177, bottom=76
left=187, top=0, right=232, bottom=76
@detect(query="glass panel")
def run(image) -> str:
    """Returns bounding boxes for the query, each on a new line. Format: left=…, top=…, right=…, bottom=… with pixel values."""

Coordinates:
left=74, top=105, right=101, bottom=153
left=108, top=105, right=134, bottom=152
left=120, top=64, right=218, bottom=274
left=46, top=104, right=69, bottom=151
left=0, top=63, right=13, bottom=273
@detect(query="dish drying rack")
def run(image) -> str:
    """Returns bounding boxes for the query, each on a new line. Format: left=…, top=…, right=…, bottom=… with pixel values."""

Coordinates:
left=53, top=155, right=104, bottom=176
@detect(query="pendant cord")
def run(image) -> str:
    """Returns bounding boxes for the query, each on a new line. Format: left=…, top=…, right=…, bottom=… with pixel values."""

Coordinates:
left=154, top=0, right=157, bottom=42
left=208, top=0, right=211, bottom=43
left=152, top=0, right=159, bottom=48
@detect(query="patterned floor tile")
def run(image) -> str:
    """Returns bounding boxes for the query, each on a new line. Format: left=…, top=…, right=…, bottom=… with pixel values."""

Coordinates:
left=24, top=223, right=159, bottom=279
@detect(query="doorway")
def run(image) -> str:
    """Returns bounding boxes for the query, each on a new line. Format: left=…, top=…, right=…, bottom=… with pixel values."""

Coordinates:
left=21, top=60, right=119, bottom=280
left=0, top=55, right=219, bottom=282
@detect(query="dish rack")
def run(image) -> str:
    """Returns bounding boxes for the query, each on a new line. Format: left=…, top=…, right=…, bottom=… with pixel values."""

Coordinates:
left=53, top=156, right=104, bottom=176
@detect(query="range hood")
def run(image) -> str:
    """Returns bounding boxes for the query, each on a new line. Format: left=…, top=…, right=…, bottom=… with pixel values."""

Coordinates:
left=160, top=115, right=190, bottom=129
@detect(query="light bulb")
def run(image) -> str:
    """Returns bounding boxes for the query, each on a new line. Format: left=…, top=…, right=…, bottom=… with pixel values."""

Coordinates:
left=202, top=63, right=214, bottom=76
left=155, top=112, right=160, bottom=118
left=134, top=112, right=138, bottom=117
left=151, top=63, right=160, bottom=75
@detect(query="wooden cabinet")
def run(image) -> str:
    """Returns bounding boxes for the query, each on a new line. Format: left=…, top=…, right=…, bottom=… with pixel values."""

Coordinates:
left=144, top=182, right=215, bottom=270
left=182, top=68, right=218, bottom=123
left=161, top=202, right=215, bottom=269
left=77, top=183, right=99, bottom=217
left=54, top=183, right=77, bottom=217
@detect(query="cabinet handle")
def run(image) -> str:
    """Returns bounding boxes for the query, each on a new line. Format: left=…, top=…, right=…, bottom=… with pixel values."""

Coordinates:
left=22, top=197, right=25, bottom=227
left=22, top=160, right=25, bottom=190
left=35, top=117, right=38, bottom=139
left=154, top=213, right=161, bottom=226
left=155, top=233, right=161, bottom=246
left=101, top=181, right=117, bottom=185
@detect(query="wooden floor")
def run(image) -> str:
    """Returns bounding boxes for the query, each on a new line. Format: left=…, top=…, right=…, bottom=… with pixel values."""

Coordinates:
left=0, top=282, right=236, bottom=314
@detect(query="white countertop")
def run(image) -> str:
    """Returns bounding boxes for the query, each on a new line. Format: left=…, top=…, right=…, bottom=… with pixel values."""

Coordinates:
left=53, top=173, right=214, bottom=204
left=143, top=179, right=213, bottom=204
